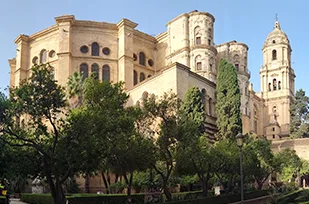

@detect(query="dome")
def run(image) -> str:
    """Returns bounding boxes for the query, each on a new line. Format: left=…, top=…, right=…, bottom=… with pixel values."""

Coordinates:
left=264, top=20, right=290, bottom=47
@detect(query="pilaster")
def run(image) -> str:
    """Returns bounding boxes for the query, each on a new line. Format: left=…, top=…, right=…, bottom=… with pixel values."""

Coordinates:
left=117, top=19, right=138, bottom=90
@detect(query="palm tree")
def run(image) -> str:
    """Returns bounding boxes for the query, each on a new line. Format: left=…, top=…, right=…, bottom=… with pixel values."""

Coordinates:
left=67, top=72, right=84, bottom=109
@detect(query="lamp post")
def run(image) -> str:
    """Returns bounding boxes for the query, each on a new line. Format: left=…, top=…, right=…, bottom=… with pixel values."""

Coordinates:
left=236, top=133, right=244, bottom=203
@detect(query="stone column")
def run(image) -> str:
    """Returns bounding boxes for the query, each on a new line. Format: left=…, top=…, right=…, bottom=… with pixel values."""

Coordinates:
left=117, top=19, right=137, bottom=90
left=14, top=35, right=30, bottom=86
left=55, top=15, right=75, bottom=86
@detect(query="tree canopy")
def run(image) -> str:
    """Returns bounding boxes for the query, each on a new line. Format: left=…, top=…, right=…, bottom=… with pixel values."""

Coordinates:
left=215, top=59, right=242, bottom=140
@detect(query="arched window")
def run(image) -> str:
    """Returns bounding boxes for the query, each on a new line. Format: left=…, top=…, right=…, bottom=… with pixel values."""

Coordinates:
left=233, top=54, right=240, bottom=62
left=272, top=50, right=277, bottom=60
left=194, top=26, right=201, bottom=45
left=195, top=55, right=202, bottom=70
left=209, top=57, right=213, bottom=72
left=208, top=28, right=212, bottom=45
left=91, top=42, right=99, bottom=56
left=245, top=102, right=249, bottom=115
left=140, top=72, right=145, bottom=82
left=201, top=88, right=206, bottom=107
left=268, top=83, right=272, bottom=91
left=273, top=78, right=277, bottom=91
left=80, top=63, right=88, bottom=81
left=209, top=98, right=212, bottom=116
left=91, top=63, right=99, bottom=80
left=40, top=49, right=47, bottom=64
left=133, top=70, right=138, bottom=85
left=102, top=65, right=110, bottom=81
left=139, top=52, right=146, bottom=66
left=208, top=28, right=212, bottom=38
left=278, top=81, right=281, bottom=90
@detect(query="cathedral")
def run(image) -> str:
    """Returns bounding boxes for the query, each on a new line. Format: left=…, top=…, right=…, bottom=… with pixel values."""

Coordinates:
left=8, top=10, right=295, bottom=140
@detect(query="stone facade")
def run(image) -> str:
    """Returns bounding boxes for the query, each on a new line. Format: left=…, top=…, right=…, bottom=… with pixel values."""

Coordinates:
left=8, top=10, right=295, bottom=140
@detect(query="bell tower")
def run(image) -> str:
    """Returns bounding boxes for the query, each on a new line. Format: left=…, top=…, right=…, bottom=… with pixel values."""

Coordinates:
left=260, top=18, right=295, bottom=139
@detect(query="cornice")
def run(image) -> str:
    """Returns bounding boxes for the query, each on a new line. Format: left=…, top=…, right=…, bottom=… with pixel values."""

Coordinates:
left=228, top=42, right=249, bottom=51
left=8, top=58, right=16, bottom=68
left=134, top=30, right=157, bottom=44
left=188, top=11, right=215, bottom=23
left=28, top=25, right=58, bottom=41
left=215, top=40, right=249, bottom=51
left=259, top=65, right=293, bottom=74
left=55, top=15, right=75, bottom=25
left=166, top=47, right=190, bottom=59
left=74, top=20, right=118, bottom=30
left=14, top=34, right=30, bottom=44
left=174, top=62, right=216, bottom=88
left=156, top=31, right=168, bottom=42
left=191, top=45, right=218, bottom=55
left=166, top=13, right=189, bottom=26
left=117, top=18, right=138, bottom=29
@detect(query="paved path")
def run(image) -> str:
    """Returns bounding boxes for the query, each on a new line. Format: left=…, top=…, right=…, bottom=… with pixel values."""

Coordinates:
left=9, top=198, right=28, bottom=204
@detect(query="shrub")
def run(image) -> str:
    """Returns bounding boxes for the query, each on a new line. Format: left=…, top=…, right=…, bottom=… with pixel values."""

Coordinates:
left=20, top=194, right=53, bottom=204
left=162, top=190, right=269, bottom=204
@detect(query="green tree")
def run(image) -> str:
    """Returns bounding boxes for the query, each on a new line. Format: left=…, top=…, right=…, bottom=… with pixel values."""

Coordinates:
left=243, top=137, right=279, bottom=190
left=137, top=92, right=180, bottom=201
left=275, top=149, right=302, bottom=183
left=76, top=78, right=156, bottom=200
left=211, top=140, right=239, bottom=193
left=290, top=89, right=309, bottom=138
left=67, top=72, right=84, bottom=109
left=176, top=87, right=212, bottom=196
left=215, top=59, right=242, bottom=140
left=0, top=64, right=99, bottom=204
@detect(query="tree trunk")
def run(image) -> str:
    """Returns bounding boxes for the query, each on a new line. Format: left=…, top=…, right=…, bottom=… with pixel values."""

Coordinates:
left=43, top=157, right=66, bottom=204
left=163, top=179, right=172, bottom=201
left=201, top=172, right=210, bottom=197
left=123, top=172, right=133, bottom=204
left=101, top=172, right=110, bottom=194
left=257, top=181, right=263, bottom=190
left=55, top=179, right=66, bottom=204
left=84, top=174, right=90, bottom=193
left=107, top=170, right=111, bottom=186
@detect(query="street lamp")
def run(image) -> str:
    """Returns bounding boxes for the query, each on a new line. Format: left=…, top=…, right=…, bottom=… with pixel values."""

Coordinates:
left=236, top=133, right=244, bottom=203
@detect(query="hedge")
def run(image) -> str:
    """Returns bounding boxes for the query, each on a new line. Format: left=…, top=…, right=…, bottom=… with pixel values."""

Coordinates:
left=21, top=193, right=145, bottom=204
left=21, top=190, right=269, bottom=204
left=0, top=196, right=6, bottom=204
left=21, top=194, right=53, bottom=204
left=67, top=193, right=145, bottom=204
left=162, top=190, right=269, bottom=204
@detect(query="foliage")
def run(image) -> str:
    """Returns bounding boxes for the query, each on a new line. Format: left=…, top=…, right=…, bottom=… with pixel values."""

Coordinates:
left=215, top=59, right=242, bottom=140
left=211, top=139, right=239, bottom=193
left=176, top=87, right=212, bottom=196
left=71, top=77, right=156, bottom=199
left=290, top=89, right=309, bottom=138
left=274, top=149, right=302, bottom=182
left=0, top=64, right=101, bottom=204
left=242, top=137, right=278, bottom=190
left=67, top=72, right=84, bottom=109
left=137, top=91, right=180, bottom=201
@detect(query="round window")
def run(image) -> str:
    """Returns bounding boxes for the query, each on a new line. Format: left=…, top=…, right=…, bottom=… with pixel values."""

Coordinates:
left=148, top=59, right=154, bottom=67
left=80, top=45, right=89, bottom=53
left=102, top=47, right=111, bottom=55
left=49, top=50, right=56, bottom=58
left=133, top=53, right=137, bottom=61
left=32, top=56, right=38, bottom=64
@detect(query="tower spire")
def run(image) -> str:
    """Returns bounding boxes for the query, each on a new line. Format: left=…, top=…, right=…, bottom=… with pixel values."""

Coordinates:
left=274, top=13, right=281, bottom=30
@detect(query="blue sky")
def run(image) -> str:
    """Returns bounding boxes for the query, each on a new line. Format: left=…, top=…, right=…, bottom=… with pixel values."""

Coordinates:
left=0, top=0, right=308, bottom=93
